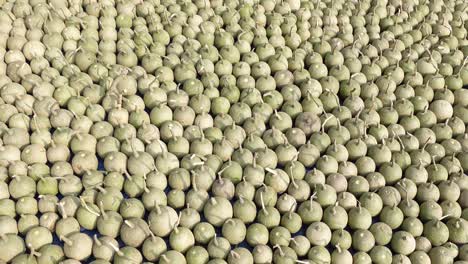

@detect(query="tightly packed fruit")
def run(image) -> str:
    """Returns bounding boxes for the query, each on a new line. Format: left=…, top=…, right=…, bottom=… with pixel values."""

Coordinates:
left=0, top=0, right=467, bottom=263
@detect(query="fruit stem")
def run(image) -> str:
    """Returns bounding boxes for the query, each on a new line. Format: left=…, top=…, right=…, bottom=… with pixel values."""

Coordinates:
left=260, top=191, right=267, bottom=213
left=93, top=234, right=102, bottom=246
left=80, top=197, right=100, bottom=217
left=107, top=241, right=123, bottom=256
left=273, top=244, right=284, bottom=256
left=230, top=250, right=240, bottom=259
left=60, top=235, right=73, bottom=246
left=98, top=201, right=107, bottom=219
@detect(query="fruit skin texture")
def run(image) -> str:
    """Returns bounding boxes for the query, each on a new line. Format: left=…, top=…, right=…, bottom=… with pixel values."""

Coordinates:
left=62, top=232, right=93, bottom=261
left=0, top=0, right=468, bottom=262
